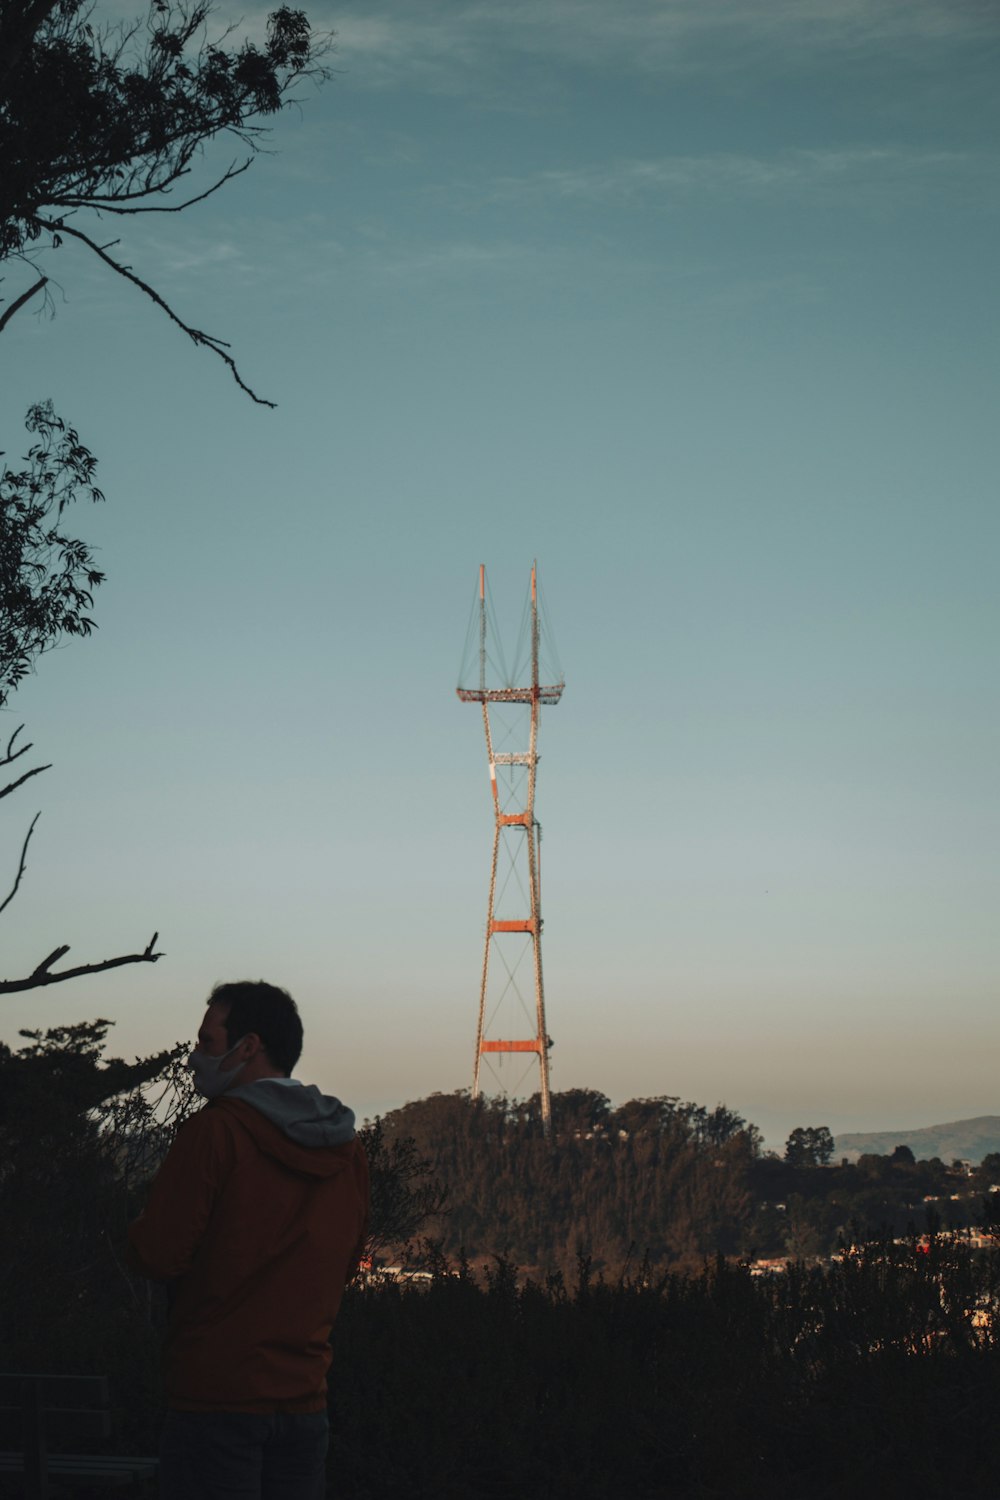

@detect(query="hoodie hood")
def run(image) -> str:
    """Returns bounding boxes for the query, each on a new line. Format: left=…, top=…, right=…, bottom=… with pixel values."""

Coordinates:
left=224, top=1079, right=356, bottom=1149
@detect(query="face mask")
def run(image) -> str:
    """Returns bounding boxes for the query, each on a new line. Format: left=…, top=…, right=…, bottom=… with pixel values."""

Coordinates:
left=188, top=1036, right=248, bottom=1099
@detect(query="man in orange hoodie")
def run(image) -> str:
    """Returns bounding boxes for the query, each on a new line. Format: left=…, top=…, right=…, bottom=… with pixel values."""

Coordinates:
left=129, top=980, right=369, bottom=1500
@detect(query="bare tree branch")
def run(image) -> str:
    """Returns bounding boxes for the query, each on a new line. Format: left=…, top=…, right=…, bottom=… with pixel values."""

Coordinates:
left=1, top=727, right=32, bottom=766
left=0, top=810, right=39, bottom=917
left=0, top=763, right=52, bottom=801
left=48, top=159, right=252, bottom=215
left=0, top=932, right=163, bottom=993
left=36, top=216, right=276, bottom=406
left=1, top=2, right=329, bottom=400
left=32, top=943, right=69, bottom=974
left=0, top=275, right=48, bottom=334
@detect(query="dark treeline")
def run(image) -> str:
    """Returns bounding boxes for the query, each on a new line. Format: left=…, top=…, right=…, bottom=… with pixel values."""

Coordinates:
left=330, top=1241, right=1000, bottom=1500
left=379, top=1089, right=996, bottom=1273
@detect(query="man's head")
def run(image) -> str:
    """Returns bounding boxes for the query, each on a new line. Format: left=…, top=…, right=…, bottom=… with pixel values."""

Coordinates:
left=194, top=981, right=304, bottom=1095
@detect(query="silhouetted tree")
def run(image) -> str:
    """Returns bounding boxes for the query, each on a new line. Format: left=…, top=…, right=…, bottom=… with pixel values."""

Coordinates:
left=549, top=1087, right=611, bottom=1137
left=976, top=1152, right=1000, bottom=1191
left=703, top=1102, right=759, bottom=1149
left=0, top=401, right=103, bottom=702
left=785, top=1125, right=835, bottom=1168
left=378, top=1089, right=763, bottom=1273
left=0, top=1020, right=186, bottom=1367
left=0, top=0, right=328, bottom=402
left=360, top=1117, right=448, bottom=1259
left=608, top=1096, right=675, bottom=1137
left=0, top=404, right=161, bottom=994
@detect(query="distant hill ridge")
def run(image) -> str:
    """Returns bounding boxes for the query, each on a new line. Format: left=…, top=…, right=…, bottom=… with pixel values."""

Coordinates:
left=835, top=1116, right=1000, bottom=1165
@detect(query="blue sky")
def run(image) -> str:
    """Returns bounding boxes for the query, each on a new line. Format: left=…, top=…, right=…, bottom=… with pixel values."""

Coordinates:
left=1, top=0, right=997, bottom=1148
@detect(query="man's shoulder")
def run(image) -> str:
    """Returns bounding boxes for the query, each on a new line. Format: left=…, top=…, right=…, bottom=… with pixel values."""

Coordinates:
left=216, top=1095, right=367, bottom=1175
left=172, top=1101, right=245, bottom=1151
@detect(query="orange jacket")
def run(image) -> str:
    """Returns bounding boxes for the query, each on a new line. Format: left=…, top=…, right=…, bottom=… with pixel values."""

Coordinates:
left=128, top=1089, right=369, bottom=1412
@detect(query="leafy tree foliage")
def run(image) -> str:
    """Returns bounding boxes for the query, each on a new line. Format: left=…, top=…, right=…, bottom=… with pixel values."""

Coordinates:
left=977, top=1152, right=1000, bottom=1190
left=0, top=0, right=327, bottom=401
left=359, top=1117, right=448, bottom=1261
left=377, top=1090, right=762, bottom=1274
left=0, top=1020, right=186, bottom=1380
left=0, top=400, right=104, bottom=703
left=784, top=1124, right=835, bottom=1168
left=373, top=1093, right=991, bottom=1270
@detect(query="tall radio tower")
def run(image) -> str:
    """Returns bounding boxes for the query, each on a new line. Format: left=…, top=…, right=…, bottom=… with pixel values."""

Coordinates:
left=457, top=563, right=564, bottom=1135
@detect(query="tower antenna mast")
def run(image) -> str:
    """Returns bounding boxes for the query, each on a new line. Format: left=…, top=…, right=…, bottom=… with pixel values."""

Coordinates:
left=457, top=563, right=564, bottom=1135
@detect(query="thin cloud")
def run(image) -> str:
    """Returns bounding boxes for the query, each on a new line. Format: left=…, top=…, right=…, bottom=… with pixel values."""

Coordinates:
left=486, top=147, right=986, bottom=206
left=318, top=228, right=572, bottom=288
left=79, top=0, right=1000, bottom=100
left=155, top=240, right=249, bottom=274
left=327, top=0, right=1000, bottom=91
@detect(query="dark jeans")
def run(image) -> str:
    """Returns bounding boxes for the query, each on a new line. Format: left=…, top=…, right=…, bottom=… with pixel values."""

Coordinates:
left=159, top=1409, right=329, bottom=1500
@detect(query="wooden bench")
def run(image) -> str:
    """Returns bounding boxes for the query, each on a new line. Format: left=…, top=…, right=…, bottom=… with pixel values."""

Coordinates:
left=0, top=1374, right=156, bottom=1498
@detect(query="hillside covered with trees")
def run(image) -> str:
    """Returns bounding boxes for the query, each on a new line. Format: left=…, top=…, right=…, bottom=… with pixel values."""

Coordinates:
left=378, top=1089, right=999, bottom=1274
left=836, top=1116, right=1000, bottom=1164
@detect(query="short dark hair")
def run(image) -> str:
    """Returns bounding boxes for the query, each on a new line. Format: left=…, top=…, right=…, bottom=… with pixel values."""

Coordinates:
left=209, top=980, right=303, bottom=1076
